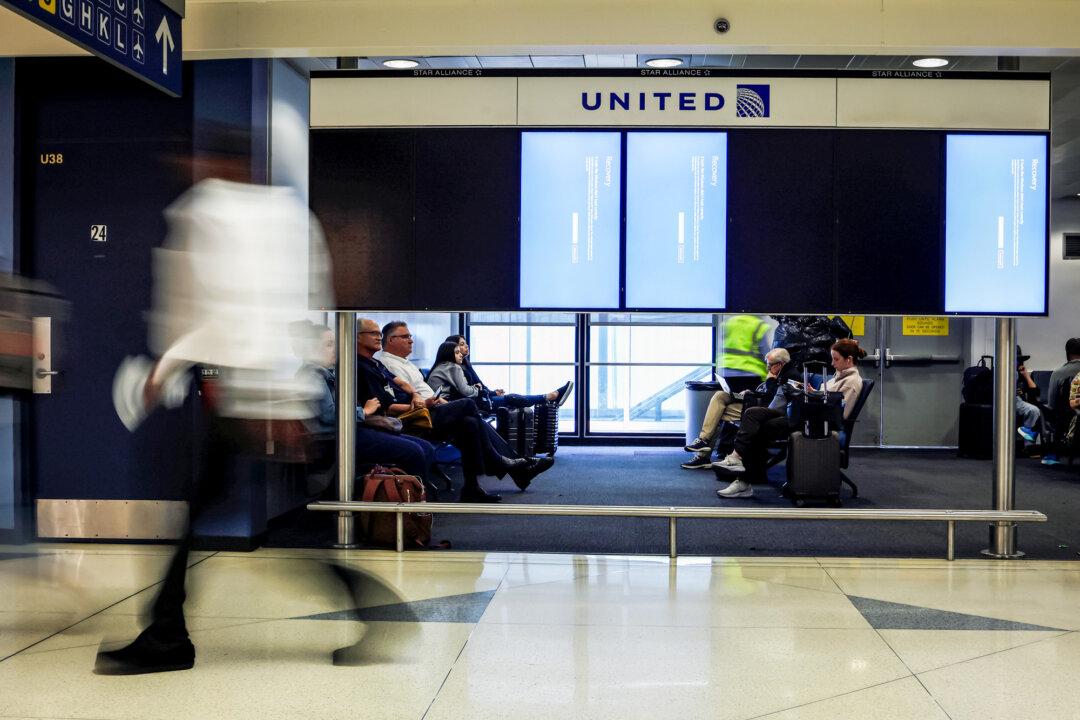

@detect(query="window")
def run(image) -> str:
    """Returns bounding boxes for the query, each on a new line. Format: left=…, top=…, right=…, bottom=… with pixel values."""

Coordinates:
left=468, top=313, right=577, bottom=432
left=359, top=312, right=458, bottom=369
left=587, top=313, right=714, bottom=434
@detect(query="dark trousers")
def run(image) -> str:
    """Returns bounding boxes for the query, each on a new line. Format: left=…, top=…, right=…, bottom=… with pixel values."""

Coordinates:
left=490, top=393, right=547, bottom=410
left=149, top=417, right=253, bottom=641
left=355, top=426, right=433, bottom=479
left=429, top=398, right=508, bottom=487
left=735, top=406, right=792, bottom=464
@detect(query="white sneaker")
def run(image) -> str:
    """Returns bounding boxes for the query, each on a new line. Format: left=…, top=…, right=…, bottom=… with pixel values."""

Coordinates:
left=717, top=479, right=753, bottom=498
left=711, top=453, right=745, bottom=473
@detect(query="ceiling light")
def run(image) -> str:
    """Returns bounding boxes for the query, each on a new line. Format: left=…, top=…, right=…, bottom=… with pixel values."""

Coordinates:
left=645, top=58, right=684, bottom=69
left=913, top=57, right=949, bottom=68
left=383, top=59, right=419, bottom=69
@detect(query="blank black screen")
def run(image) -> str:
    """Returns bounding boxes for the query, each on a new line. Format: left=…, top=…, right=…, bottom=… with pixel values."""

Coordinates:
left=310, top=130, right=415, bottom=309
left=835, top=131, right=944, bottom=314
left=413, top=130, right=520, bottom=309
left=726, top=130, right=836, bottom=313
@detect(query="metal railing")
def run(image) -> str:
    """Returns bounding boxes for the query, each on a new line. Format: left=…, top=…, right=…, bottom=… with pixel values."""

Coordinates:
left=307, top=501, right=1046, bottom=561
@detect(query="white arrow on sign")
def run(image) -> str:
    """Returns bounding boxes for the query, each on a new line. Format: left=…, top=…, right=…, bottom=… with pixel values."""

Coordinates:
left=155, top=17, right=175, bottom=75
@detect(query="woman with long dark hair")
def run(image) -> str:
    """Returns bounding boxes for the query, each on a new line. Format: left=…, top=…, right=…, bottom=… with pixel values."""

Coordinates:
left=713, top=338, right=866, bottom=500
left=444, top=334, right=572, bottom=410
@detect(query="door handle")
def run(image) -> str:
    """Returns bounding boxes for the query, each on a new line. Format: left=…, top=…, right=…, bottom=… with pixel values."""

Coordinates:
left=35, top=369, right=60, bottom=378
left=867, top=348, right=881, bottom=369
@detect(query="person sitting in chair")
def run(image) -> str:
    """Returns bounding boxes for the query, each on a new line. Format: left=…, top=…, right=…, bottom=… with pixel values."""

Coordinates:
left=713, top=339, right=866, bottom=499
left=360, top=320, right=552, bottom=499
left=445, top=334, right=572, bottom=411
left=297, top=322, right=434, bottom=486
left=681, top=348, right=791, bottom=470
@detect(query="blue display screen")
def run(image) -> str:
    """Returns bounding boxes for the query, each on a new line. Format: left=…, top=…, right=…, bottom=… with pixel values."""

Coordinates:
left=520, top=132, right=622, bottom=308
left=945, top=134, right=1048, bottom=314
left=625, top=132, right=727, bottom=309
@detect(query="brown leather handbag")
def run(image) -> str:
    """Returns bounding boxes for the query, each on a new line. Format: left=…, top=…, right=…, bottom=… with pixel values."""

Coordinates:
left=359, top=466, right=432, bottom=549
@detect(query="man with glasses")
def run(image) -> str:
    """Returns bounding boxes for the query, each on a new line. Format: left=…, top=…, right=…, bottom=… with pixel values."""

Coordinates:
left=681, top=348, right=791, bottom=469
left=357, top=319, right=552, bottom=501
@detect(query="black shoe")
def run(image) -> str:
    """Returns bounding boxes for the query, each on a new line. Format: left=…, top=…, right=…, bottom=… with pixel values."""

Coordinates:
left=94, top=631, right=195, bottom=675
left=499, top=456, right=530, bottom=473
left=684, top=438, right=712, bottom=453
left=509, top=456, right=555, bottom=490
left=460, top=487, right=502, bottom=503
left=680, top=454, right=713, bottom=470
left=553, top=380, right=574, bottom=408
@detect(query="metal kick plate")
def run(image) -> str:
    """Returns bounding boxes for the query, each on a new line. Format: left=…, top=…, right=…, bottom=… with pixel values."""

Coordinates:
left=36, top=499, right=189, bottom=540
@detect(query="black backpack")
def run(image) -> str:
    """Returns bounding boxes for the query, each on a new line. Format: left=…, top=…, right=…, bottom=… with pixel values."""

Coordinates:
left=962, top=356, right=994, bottom=405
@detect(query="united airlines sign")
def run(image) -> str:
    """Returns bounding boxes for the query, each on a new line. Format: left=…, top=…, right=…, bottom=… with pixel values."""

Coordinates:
left=310, top=74, right=1049, bottom=132
left=517, top=77, right=831, bottom=126
left=580, top=84, right=772, bottom=117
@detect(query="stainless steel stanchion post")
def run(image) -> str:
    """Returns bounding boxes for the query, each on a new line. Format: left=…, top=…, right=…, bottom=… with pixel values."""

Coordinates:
left=982, top=318, right=1024, bottom=559
left=947, top=521, right=956, bottom=561
left=333, top=312, right=359, bottom=549
left=669, top=517, right=677, bottom=559
left=395, top=512, right=404, bottom=553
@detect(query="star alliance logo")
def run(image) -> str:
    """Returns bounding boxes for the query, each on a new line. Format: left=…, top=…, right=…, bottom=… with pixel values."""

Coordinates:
left=735, top=84, right=770, bottom=118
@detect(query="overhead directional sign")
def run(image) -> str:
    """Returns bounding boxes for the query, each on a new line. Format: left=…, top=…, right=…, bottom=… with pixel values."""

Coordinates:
left=2, top=0, right=182, bottom=96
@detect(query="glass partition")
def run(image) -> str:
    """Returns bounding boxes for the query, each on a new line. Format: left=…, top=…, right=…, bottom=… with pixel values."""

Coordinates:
left=468, top=312, right=577, bottom=432
left=587, top=313, right=714, bottom=434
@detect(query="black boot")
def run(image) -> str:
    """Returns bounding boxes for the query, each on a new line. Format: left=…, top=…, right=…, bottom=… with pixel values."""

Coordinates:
left=94, top=626, right=195, bottom=675
left=508, top=456, right=554, bottom=491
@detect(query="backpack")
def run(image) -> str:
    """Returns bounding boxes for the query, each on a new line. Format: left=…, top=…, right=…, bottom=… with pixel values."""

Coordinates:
left=360, top=466, right=432, bottom=549
left=962, top=356, right=994, bottom=405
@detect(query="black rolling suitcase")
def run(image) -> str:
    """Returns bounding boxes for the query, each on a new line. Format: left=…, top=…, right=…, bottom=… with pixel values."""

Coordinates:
left=496, top=406, right=538, bottom=457
left=783, top=362, right=844, bottom=506
left=957, top=402, right=993, bottom=459
left=785, top=431, right=842, bottom=506
left=533, top=402, right=559, bottom=456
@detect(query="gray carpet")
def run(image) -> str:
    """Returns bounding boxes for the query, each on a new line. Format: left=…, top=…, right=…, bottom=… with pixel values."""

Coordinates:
left=267, top=447, right=1080, bottom=560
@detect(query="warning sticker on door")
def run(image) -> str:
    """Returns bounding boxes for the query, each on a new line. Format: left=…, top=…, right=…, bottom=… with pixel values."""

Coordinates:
left=902, top=317, right=949, bottom=336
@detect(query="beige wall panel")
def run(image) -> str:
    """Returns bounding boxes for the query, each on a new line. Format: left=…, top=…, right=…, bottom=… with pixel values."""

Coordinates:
left=837, top=79, right=1050, bottom=130
left=310, top=77, right=517, bottom=127
left=0, top=8, right=89, bottom=57
left=519, top=76, right=837, bottom=127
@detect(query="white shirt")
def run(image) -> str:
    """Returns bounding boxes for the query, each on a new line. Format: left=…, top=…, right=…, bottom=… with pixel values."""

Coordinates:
left=149, top=179, right=333, bottom=419
left=375, top=350, right=435, bottom=399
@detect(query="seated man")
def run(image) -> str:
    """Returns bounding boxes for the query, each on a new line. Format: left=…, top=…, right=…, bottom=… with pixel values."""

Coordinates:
left=714, top=339, right=867, bottom=499
left=1015, top=347, right=1042, bottom=448
left=1040, top=338, right=1080, bottom=465
left=445, top=334, right=572, bottom=411
left=296, top=322, right=434, bottom=486
left=681, top=348, right=791, bottom=469
left=358, top=319, right=552, bottom=501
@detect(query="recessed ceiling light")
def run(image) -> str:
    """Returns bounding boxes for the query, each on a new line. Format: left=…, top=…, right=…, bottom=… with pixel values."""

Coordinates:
left=645, top=58, right=684, bottom=69
left=383, top=59, right=419, bottom=69
left=913, top=57, right=949, bottom=68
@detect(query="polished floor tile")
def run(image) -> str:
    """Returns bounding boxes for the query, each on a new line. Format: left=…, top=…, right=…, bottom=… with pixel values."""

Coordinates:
left=0, top=611, right=86, bottom=658
left=824, top=565, right=1080, bottom=631
left=878, top=629, right=1067, bottom=674
left=2, top=547, right=1078, bottom=720
left=918, top=632, right=1080, bottom=720
left=757, top=677, right=950, bottom=720
left=482, top=563, right=868, bottom=629
left=0, top=619, right=472, bottom=720
left=425, top=623, right=909, bottom=720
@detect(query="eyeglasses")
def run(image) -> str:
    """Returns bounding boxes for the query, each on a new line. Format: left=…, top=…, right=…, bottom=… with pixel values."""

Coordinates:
left=390, top=334, right=413, bottom=341
left=358, top=331, right=382, bottom=337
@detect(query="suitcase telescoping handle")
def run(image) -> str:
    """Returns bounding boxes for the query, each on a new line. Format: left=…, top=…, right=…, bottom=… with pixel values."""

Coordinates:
left=803, top=360, right=831, bottom=398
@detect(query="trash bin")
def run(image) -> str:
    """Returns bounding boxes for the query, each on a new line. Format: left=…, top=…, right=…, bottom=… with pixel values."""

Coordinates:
left=684, top=381, right=726, bottom=446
